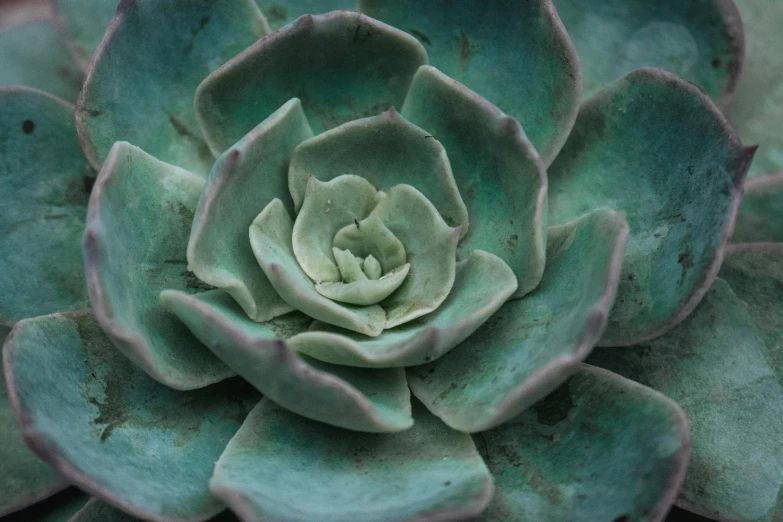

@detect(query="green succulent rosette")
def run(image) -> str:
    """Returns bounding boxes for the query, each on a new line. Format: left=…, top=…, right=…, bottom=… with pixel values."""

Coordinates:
left=2, top=1, right=781, bottom=521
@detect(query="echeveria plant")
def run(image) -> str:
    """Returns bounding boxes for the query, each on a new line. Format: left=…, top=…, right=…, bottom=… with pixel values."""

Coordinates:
left=0, top=0, right=782, bottom=521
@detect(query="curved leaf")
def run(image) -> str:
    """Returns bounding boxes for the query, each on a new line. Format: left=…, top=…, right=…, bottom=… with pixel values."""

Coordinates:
left=250, top=199, right=386, bottom=336
left=548, top=68, right=753, bottom=346
left=187, top=98, right=312, bottom=322
left=84, top=141, right=233, bottom=390
left=476, top=365, right=690, bottom=522
left=76, top=0, right=268, bottom=176
left=408, top=209, right=628, bottom=432
left=359, top=0, right=581, bottom=164
left=195, top=11, right=427, bottom=153
left=4, top=310, right=260, bottom=522
left=162, top=289, right=412, bottom=433
left=289, top=250, right=517, bottom=368
left=288, top=108, right=468, bottom=234
left=401, top=65, right=547, bottom=297
left=0, top=87, right=91, bottom=326
left=210, top=399, right=493, bottom=522
left=590, top=273, right=783, bottom=522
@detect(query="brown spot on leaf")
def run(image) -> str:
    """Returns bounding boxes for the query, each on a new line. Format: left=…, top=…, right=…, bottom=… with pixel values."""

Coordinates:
left=22, top=120, right=35, bottom=134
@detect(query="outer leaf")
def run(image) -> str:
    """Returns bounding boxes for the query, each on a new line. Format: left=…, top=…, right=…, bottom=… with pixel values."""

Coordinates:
left=725, top=0, right=783, bottom=177
left=359, top=0, right=580, bottom=165
left=255, top=0, right=355, bottom=31
left=54, top=0, right=118, bottom=67
left=249, top=199, right=386, bottom=336
left=0, top=87, right=91, bottom=326
left=288, top=108, right=468, bottom=234
left=401, top=65, right=547, bottom=297
left=84, top=141, right=234, bottom=390
left=210, top=399, right=493, bottom=522
left=408, top=209, right=628, bottom=433
left=590, top=275, right=783, bottom=522
left=188, top=98, right=313, bottom=322
left=0, top=21, right=83, bottom=101
left=76, top=0, right=269, bottom=177
left=0, top=326, right=67, bottom=517
left=3, top=311, right=260, bottom=522
left=553, top=0, right=744, bottom=104
left=732, top=172, right=783, bottom=243
left=195, top=11, right=427, bottom=153
left=162, top=289, right=412, bottom=432
left=548, top=68, right=753, bottom=346
left=476, top=365, right=691, bottom=522
left=290, top=250, right=517, bottom=367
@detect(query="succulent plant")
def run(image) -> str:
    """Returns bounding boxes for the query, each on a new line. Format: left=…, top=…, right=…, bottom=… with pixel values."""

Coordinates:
left=1, top=1, right=782, bottom=521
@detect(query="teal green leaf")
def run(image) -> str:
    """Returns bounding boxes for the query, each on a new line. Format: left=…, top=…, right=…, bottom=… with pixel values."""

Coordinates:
left=210, top=399, right=493, bottom=522
left=401, top=65, right=547, bottom=297
left=0, top=87, right=91, bottom=326
left=725, top=0, right=783, bottom=178
left=255, top=1, right=355, bottom=31
left=289, top=250, right=517, bottom=368
left=54, top=0, right=118, bottom=67
left=84, top=141, right=234, bottom=390
left=0, top=326, right=68, bottom=517
left=292, top=175, right=380, bottom=284
left=3, top=489, right=90, bottom=522
left=249, top=199, right=386, bottom=336
left=316, top=262, right=410, bottom=306
left=732, top=172, right=783, bottom=243
left=333, top=214, right=406, bottom=276
left=476, top=365, right=691, bottom=522
left=553, top=0, right=744, bottom=103
left=76, top=0, right=268, bottom=177
left=369, top=185, right=461, bottom=328
left=188, top=99, right=313, bottom=322
left=589, top=273, right=783, bottom=522
left=4, top=310, right=260, bottom=522
left=408, top=209, right=628, bottom=433
left=195, top=11, right=427, bottom=153
left=359, top=0, right=580, bottom=165
left=161, top=289, right=413, bottom=433
left=0, top=21, right=83, bottom=101
left=288, top=108, right=468, bottom=234
left=548, top=68, right=752, bottom=347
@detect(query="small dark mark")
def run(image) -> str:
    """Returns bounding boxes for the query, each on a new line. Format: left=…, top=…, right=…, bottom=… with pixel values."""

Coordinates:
left=428, top=368, right=435, bottom=374
left=711, top=58, right=721, bottom=68
left=164, top=259, right=187, bottom=264
left=444, top=481, right=451, bottom=487
left=409, top=29, right=432, bottom=46
left=424, top=135, right=438, bottom=140
left=263, top=5, right=287, bottom=23
left=458, top=31, right=474, bottom=71
left=22, top=120, right=35, bottom=134
left=44, top=214, right=69, bottom=220
left=613, top=516, right=629, bottom=522
left=352, top=24, right=373, bottom=44
left=424, top=356, right=431, bottom=361
left=354, top=218, right=360, bottom=229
